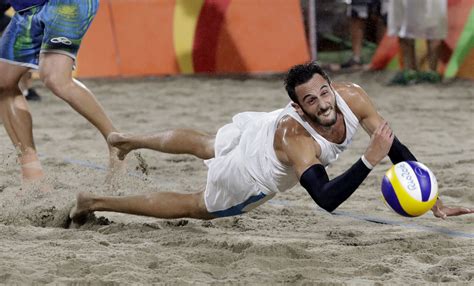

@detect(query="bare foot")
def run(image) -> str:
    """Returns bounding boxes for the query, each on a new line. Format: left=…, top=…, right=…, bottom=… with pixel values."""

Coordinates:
left=19, top=150, right=46, bottom=184
left=107, top=132, right=134, bottom=160
left=20, top=154, right=52, bottom=195
left=69, top=192, right=95, bottom=226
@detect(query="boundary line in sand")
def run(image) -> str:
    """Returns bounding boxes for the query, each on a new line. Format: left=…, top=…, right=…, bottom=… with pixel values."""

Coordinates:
left=61, top=157, right=474, bottom=239
left=268, top=199, right=474, bottom=239
left=63, top=157, right=155, bottom=181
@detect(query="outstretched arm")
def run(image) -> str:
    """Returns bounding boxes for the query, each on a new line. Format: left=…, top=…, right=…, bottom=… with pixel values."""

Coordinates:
left=275, top=117, right=393, bottom=213
left=300, top=160, right=372, bottom=212
left=304, top=122, right=394, bottom=212
left=344, top=84, right=473, bottom=218
left=386, top=139, right=474, bottom=218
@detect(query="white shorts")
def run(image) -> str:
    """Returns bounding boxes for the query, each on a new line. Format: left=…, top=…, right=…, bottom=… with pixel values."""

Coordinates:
left=203, top=112, right=274, bottom=217
left=387, top=0, right=447, bottom=39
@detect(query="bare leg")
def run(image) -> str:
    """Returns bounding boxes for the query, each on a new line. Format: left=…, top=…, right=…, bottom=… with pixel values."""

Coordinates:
left=70, top=190, right=215, bottom=224
left=18, top=72, right=31, bottom=96
left=427, top=39, right=441, bottom=72
left=0, top=61, right=45, bottom=182
left=107, top=129, right=215, bottom=160
left=350, top=17, right=365, bottom=61
left=375, top=17, right=386, bottom=44
left=38, top=53, right=123, bottom=174
left=399, top=38, right=417, bottom=70
left=39, top=53, right=117, bottom=141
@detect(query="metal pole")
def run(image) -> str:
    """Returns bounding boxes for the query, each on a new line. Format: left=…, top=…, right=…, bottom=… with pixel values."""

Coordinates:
left=308, top=0, right=317, bottom=61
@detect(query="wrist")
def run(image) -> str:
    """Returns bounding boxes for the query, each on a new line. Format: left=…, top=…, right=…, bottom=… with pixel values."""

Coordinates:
left=361, top=155, right=374, bottom=170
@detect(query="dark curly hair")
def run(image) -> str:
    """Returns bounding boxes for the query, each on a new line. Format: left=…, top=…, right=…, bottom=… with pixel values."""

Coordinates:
left=284, top=62, right=331, bottom=103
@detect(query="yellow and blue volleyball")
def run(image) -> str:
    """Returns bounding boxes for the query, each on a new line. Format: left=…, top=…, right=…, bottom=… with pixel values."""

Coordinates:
left=381, top=161, right=438, bottom=217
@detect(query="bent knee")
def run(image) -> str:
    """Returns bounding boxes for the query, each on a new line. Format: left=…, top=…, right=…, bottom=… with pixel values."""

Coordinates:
left=0, top=82, right=22, bottom=97
left=203, top=137, right=215, bottom=159
left=40, top=72, right=73, bottom=96
left=188, top=191, right=215, bottom=220
left=197, top=135, right=215, bottom=160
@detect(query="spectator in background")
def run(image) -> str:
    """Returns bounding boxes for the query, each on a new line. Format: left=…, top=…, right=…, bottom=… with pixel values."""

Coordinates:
left=340, top=0, right=387, bottom=70
left=387, top=0, right=447, bottom=85
left=0, top=0, right=41, bottom=101
left=0, top=1, right=9, bottom=31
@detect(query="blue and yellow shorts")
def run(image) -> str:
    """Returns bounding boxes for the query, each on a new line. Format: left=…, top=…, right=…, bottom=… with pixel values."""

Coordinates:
left=0, top=0, right=99, bottom=69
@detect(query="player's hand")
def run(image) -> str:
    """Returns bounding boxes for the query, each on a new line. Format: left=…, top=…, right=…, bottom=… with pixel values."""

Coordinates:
left=364, top=121, right=394, bottom=166
left=431, top=198, right=474, bottom=219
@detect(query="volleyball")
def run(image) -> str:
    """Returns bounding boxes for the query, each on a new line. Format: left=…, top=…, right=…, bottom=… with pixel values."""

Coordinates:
left=381, top=161, right=438, bottom=217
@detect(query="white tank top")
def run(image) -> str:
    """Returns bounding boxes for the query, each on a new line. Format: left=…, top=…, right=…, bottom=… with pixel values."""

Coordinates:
left=236, top=92, right=359, bottom=194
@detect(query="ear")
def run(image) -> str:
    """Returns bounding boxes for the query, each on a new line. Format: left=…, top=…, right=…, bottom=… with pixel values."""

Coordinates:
left=291, top=102, right=305, bottom=117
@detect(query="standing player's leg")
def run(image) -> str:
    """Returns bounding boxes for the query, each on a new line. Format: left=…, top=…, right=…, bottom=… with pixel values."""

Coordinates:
left=0, top=61, right=45, bottom=182
left=38, top=0, right=123, bottom=174
left=70, top=190, right=215, bottom=224
left=18, top=72, right=42, bottom=101
left=107, top=130, right=216, bottom=160
left=39, top=53, right=119, bottom=150
left=0, top=5, right=48, bottom=183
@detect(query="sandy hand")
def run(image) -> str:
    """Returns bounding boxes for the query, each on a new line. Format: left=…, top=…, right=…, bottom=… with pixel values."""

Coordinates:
left=431, top=199, right=474, bottom=219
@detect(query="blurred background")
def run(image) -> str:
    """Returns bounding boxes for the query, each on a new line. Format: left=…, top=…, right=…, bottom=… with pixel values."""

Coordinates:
left=1, top=0, right=473, bottom=81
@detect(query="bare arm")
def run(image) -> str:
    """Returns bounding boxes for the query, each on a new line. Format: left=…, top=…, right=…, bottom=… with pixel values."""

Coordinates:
left=336, top=83, right=473, bottom=218
left=335, top=83, right=416, bottom=165
left=274, top=116, right=321, bottom=177
left=331, top=83, right=395, bottom=168
left=274, top=116, right=392, bottom=212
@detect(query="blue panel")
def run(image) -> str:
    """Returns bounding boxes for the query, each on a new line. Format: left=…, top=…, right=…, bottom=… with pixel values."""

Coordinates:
left=382, top=176, right=411, bottom=217
left=211, top=192, right=267, bottom=218
left=407, top=161, right=432, bottom=202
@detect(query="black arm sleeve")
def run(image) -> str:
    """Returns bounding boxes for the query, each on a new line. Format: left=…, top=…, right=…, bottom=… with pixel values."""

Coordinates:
left=300, top=159, right=372, bottom=213
left=388, top=136, right=417, bottom=164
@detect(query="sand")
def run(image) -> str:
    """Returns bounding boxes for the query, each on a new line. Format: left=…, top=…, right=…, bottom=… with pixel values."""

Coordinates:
left=0, top=71, right=473, bottom=284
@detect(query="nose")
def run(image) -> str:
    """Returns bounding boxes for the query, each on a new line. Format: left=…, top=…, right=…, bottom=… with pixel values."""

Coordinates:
left=319, top=101, right=330, bottom=111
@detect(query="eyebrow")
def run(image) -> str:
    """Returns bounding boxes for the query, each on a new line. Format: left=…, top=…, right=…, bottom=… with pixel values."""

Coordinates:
left=302, top=93, right=314, bottom=101
left=302, top=84, right=329, bottom=101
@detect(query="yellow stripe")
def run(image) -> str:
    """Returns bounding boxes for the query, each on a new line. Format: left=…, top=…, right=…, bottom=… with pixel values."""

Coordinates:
left=173, top=0, right=205, bottom=74
left=388, top=168, right=438, bottom=216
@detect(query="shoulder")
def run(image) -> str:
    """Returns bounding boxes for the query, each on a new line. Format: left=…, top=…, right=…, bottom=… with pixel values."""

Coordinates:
left=274, top=115, right=320, bottom=166
left=274, top=115, right=314, bottom=151
left=332, top=82, right=370, bottom=106
left=275, top=114, right=310, bottom=138
left=332, top=82, right=374, bottom=120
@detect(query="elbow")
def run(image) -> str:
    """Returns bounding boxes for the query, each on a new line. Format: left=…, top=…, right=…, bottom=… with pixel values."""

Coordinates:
left=312, top=197, right=338, bottom=213
left=321, top=204, right=338, bottom=213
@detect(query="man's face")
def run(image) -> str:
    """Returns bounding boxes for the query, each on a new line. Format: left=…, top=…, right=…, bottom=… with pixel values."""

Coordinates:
left=293, top=74, right=337, bottom=127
